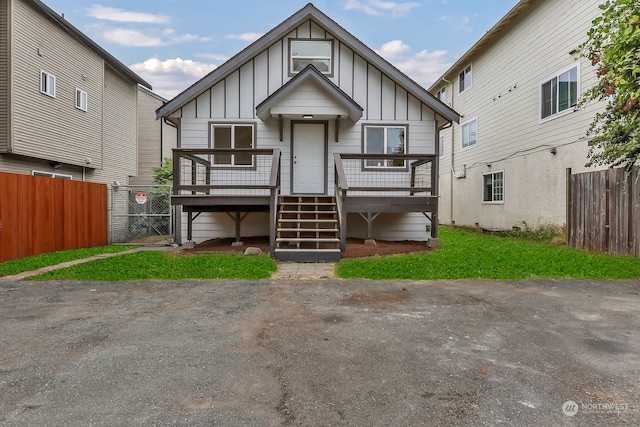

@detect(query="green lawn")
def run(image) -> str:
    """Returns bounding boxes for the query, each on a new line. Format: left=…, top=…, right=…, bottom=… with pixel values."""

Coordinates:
left=0, top=246, right=137, bottom=277
left=336, top=226, right=640, bottom=280
left=30, top=251, right=277, bottom=281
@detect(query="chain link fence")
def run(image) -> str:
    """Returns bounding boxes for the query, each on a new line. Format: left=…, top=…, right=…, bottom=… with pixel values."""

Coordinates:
left=110, top=185, right=173, bottom=245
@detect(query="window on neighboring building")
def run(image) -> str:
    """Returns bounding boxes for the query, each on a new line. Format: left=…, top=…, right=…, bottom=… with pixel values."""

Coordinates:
left=363, top=125, right=407, bottom=168
left=75, top=89, right=88, bottom=111
left=32, top=170, right=72, bottom=179
left=210, top=123, right=254, bottom=166
left=459, top=64, right=472, bottom=93
left=439, top=134, right=445, bottom=158
left=461, top=117, right=477, bottom=149
left=290, top=39, right=333, bottom=75
left=483, top=170, right=504, bottom=203
left=540, top=64, right=579, bottom=120
left=436, top=86, right=447, bottom=103
left=40, top=70, right=56, bottom=97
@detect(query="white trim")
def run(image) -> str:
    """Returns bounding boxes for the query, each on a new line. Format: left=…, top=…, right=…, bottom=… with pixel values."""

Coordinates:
left=539, top=62, right=580, bottom=124
left=363, top=124, right=408, bottom=169
left=460, top=116, right=478, bottom=151
left=482, top=169, right=504, bottom=204
left=75, top=88, right=88, bottom=111
left=32, top=170, right=72, bottom=179
left=458, top=64, right=472, bottom=95
left=40, top=70, right=56, bottom=98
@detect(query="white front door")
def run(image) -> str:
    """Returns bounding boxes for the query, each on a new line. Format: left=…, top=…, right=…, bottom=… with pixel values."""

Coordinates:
left=292, top=122, right=326, bottom=194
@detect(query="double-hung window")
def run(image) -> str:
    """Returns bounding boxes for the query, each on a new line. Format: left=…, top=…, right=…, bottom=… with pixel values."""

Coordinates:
left=483, top=170, right=504, bottom=203
left=540, top=64, right=579, bottom=120
left=436, top=86, right=447, bottom=103
left=461, top=117, right=478, bottom=149
left=40, top=70, right=56, bottom=97
left=76, top=89, right=88, bottom=111
left=363, top=125, right=407, bottom=168
left=210, top=123, right=254, bottom=166
left=290, top=39, right=333, bottom=75
left=459, top=65, right=472, bottom=93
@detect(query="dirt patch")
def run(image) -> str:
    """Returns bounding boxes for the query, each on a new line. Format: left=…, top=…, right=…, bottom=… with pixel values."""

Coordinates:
left=178, top=236, right=432, bottom=259
left=340, top=290, right=410, bottom=308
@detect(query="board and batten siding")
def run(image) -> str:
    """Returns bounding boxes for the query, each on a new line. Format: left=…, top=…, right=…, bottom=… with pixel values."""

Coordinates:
left=10, top=0, right=104, bottom=168
left=435, top=0, right=604, bottom=229
left=172, top=19, right=439, bottom=243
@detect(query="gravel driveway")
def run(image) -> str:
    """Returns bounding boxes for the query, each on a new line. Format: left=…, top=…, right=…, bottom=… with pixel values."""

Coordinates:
left=1, top=278, right=639, bottom=426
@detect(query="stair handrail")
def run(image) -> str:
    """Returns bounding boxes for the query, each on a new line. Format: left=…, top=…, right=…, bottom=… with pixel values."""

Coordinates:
left=269, top=149, right=281, bottom=254
left=334, top=153, right=349, bottom=251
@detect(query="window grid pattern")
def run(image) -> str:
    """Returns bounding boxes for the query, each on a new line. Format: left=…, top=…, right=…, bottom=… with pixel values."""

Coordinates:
left=483, top=171, right=504, bottom=203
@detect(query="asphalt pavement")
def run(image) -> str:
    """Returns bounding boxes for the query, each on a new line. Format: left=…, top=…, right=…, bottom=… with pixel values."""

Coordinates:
left=1, top=278, right=639, bottom=426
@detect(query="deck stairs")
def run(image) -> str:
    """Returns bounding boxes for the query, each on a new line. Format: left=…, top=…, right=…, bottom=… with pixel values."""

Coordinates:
left=274, top=195, right=341, bottom=262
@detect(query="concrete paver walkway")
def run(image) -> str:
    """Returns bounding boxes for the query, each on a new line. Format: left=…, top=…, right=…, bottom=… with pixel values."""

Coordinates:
left=271, top=262, right=336, bottom=280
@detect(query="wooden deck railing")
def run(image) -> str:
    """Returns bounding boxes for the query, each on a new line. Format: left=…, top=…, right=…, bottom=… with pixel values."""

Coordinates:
left=334, top=153, right=439, bottom=250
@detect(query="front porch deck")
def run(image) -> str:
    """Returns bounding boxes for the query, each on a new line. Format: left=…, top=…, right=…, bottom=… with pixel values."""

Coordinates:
left=171, top=149, right=439, bottom=259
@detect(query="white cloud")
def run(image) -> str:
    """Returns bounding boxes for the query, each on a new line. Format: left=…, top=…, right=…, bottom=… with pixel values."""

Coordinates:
left=101, top=27, right=210, bottom=47
left=87, top=5, right=169, bottom=23
left=375, top=40, right=451, bottom=87
left=102, top=29, right=162, bottom=47
left=437, top=15, right=475, bottom=32
left=196, top=53, right=230, bottom=62
left=344, top=0, right=420, bottom=18
left=130, top=58, right=218, bottom=99
left=225, top=32, right=263, bottom=43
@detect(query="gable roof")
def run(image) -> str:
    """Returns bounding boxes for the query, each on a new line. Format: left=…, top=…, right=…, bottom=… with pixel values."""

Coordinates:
left=256, top=65, right=363, bottom=122
left=429, top=0, right=537, bottom=91
left=27, top=0, right=151, bottom=89
left=157, top=3, right=459, bottom=123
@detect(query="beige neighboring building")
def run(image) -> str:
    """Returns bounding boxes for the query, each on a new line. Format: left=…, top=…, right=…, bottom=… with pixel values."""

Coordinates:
left=429, top=0, right=606, bottom=231
left=130, top=86, right=177, bottom=186
left=0, top=0, right=151, bottom=187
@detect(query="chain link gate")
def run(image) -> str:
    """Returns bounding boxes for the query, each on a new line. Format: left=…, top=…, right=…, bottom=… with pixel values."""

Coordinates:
left=110, top=185, right=173, bottom=245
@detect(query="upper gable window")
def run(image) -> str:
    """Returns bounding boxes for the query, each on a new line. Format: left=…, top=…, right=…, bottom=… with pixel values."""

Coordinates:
left=40, top=70, right=56, bottom=98
left=540, top=64, right=579, bottom=121
left=459, top=65, right=472, bottom=94
left=436, top=86, right=447, bottom=104
left=290, top=39, right=333, bottom=75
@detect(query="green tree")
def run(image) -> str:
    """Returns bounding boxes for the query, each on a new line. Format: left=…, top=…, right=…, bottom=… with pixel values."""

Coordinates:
left=152, top=157, right=173, bottom=186
left=581, top=0, right=640, bottom=170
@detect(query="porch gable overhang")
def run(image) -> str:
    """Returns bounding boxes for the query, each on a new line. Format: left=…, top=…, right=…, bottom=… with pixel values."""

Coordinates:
left=256, top=65, right=363, bottom=122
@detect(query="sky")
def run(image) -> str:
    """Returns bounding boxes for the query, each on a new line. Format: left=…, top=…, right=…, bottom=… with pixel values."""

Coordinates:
left=42, top=0, right=521, bottom=100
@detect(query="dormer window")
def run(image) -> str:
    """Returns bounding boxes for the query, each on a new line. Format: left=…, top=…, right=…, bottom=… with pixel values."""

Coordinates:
left=290, top=39, right=333, bottom=75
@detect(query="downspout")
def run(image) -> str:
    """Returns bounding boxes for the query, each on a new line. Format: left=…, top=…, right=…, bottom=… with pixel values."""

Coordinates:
left=442, top=77, right=455, bottom=225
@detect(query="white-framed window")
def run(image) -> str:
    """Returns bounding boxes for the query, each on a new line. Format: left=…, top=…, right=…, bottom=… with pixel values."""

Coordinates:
left=363, top=124, right=407, bottom=168
left=436, top=86, right=447, bottom=104
left=75, top=89, right=88, bottom=111
left=32, top=170, right=72, bottom=180
left=483, top=170, right=504, bottom=203
left=290, top=39, right=333, bottom=75
left=210, top=123, right=254, bottom=166
left=540, top=64, right=579, bottom=121
left=439, top=134, right=445, bottom=158
left=458, top=64, right=472, bottom=93
left=40, top=70, right=56, bottom=97
left=461, top=117, right=478, bottom=149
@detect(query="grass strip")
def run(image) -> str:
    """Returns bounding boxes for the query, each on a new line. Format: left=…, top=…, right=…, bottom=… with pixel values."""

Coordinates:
left=0, top=246, right=137, bottom=277
left=30, top=251, right=277, bottom=281
left=336, top=227, right=640, bottom=280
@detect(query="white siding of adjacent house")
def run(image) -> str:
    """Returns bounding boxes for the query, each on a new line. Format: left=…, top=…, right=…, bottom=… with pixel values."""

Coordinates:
left=170, top=18, right=439, bottom=243
left=0, top=0, right=9, bottom=153
left=435, top=0, right=604, bottom=230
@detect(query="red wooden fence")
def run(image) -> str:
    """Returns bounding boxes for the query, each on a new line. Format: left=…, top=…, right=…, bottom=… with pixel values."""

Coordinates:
left=0, top=172, right=107, bottom=262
